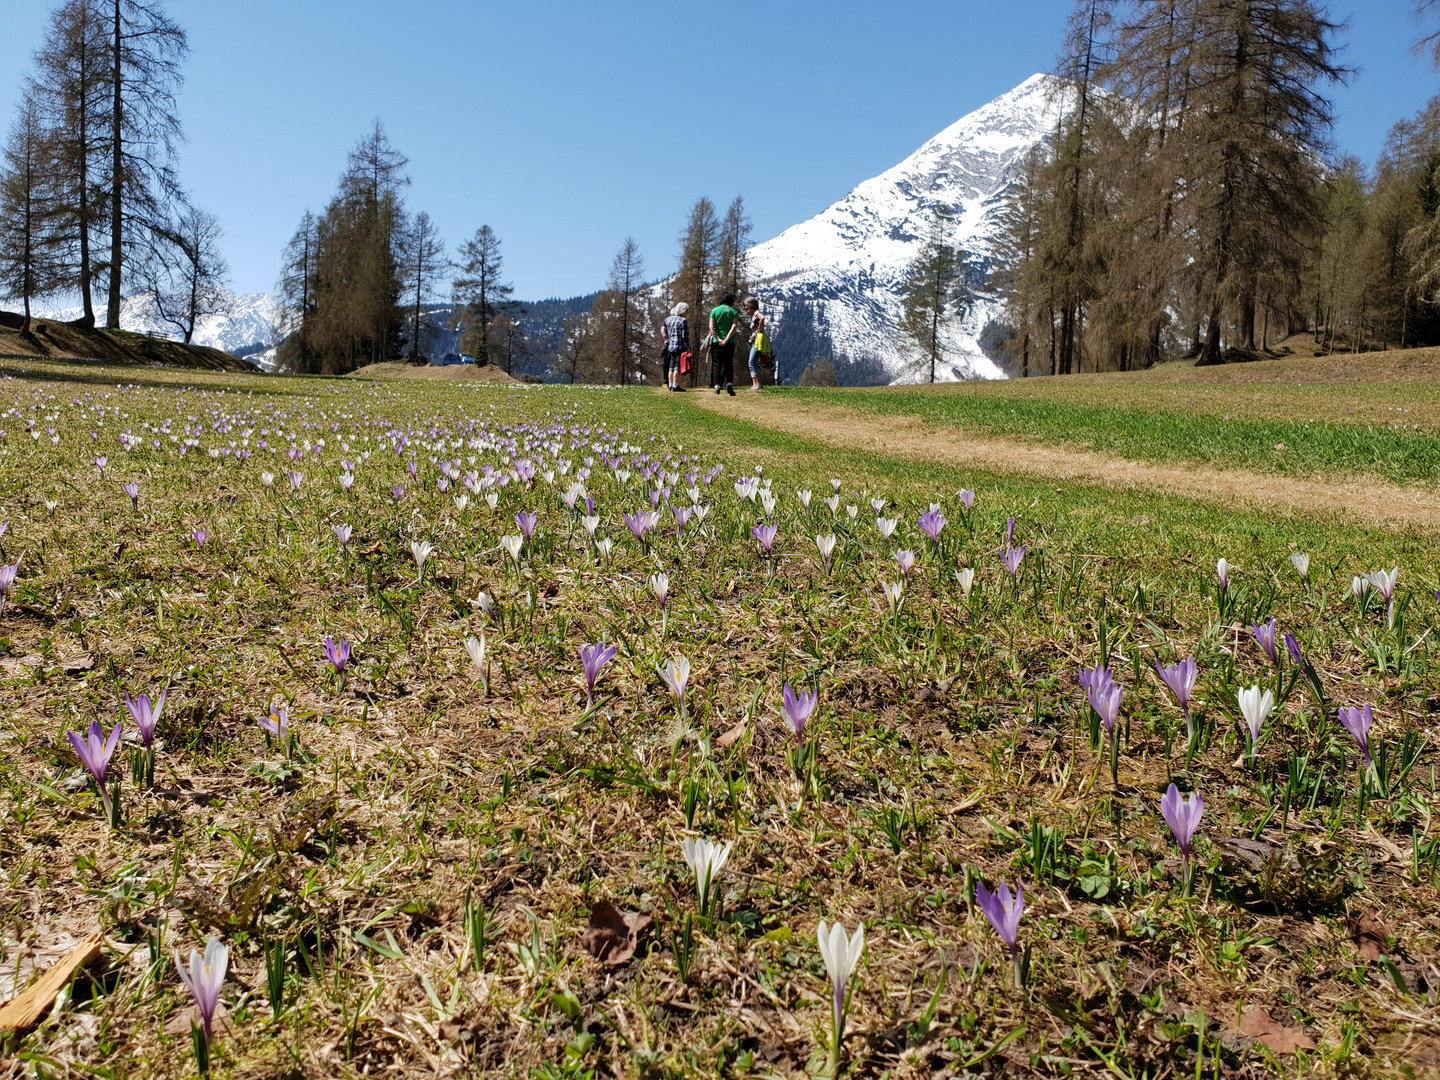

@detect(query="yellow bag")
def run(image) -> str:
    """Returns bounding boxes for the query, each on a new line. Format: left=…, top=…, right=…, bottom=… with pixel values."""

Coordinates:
left=754, top=331, right=772, bottom=359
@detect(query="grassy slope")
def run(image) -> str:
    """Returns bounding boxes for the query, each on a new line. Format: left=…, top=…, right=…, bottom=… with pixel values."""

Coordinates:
left=0, top=367, right=1435, bottom=1079
left=781, top=348, right=1440, bottom=486
left=0, top=314, right=256, bottom=371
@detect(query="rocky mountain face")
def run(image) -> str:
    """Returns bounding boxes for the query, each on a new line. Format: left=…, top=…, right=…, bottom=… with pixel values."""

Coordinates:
left=750, top=74, right=1060, bottom=384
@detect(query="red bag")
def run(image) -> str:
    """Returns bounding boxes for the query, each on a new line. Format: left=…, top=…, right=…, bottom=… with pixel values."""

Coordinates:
left=678, top=351, right=692, bottom=375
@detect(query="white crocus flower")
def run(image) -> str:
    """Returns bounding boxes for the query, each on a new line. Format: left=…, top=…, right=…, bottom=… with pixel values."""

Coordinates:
left=797, top=489, right=812, bottom=509
left=687, top=486, right=701, bottom=504
left=681, top=836, right=733, bottom=918
left=1289, top=552, right=1309, bottom=580
left=465, top=633, right=485, bottom=672
left=650, top=572, right=669, bottom=606
left=816, top=534, right=837, bottom=564
left=693, top=505, right=711, bottom=524
left=1351, top=575, right=1370, bottom=601
left=870, top=497, right=886, bottom=514
left=845, top=505, right=858, bottom=523
left=453, top=494, right=469, bottom=512
left=580, top=514, right=600, bottom=537
left=485, top=492, right=499, bottom=511
left=760, top=489, right=776, bottom=515
left=817, top=920, right=866, bottom=1074
left=596, top=537, right=614, bottom=558
left=501, top=535, right=524, bottom=563
left=659, top=655, right=691, bottom=702
left=876, top=516, right=897, bottom=539
left=830, top=479, right=842, bottom=492
left=1366, top=567, right=1399, bottom=601
left=261, top=471, right=275, bottom=487
left=1237, top=684, right=1274, bottom=762
left=883, top=581, right=905, bottom=612
left=955, top=567, right=975, bottom=598
left=410, top=539, right=434, bottom=572
left=824, top=494, right=840, bottom=514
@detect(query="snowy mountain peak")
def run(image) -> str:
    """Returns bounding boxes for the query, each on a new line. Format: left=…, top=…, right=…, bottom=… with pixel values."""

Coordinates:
left=753, top=74, right=1061, bottom=383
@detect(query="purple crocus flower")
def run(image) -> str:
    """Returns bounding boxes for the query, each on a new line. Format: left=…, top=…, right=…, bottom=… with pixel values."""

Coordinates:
left=1085, top=669, right=1124, bottom=737
left=69, top=719, right=123, bottom=787
left=286, top=469, right=304, bottom=492
left=1160, top=783, right=1204, bottom=895
left=975, top=879, right=1026, bottom=986
left=193, top=528, right=207, bottom=548
left=1216, top=558, right=1230, bottom=593
left=781, top=683, right=816, bottom=741
left=323, top=636, right=351, bottom=675
left=392, top=484, right=404, bottom=499
left=1005, top=516, right=1016, bottom=545
left=958, top=489, right=975, bottom=511
left=1252, top=618, right=1279, bottom=666
left=752, top=522, right=778, bottom=553
left=580, top=642, right=618, bottom=707
left=672, top=504, right=692, bottom=531
left=1337, top=704, right=1374, bottom=767
left=175, top=938, right=228, bottom=1051
left=125, top=688, right=168, bottom=749
left=623, top=510, right=649, bottom=540
left=893, top=549, right=917, bottom=578
left=123, top=481, right=140, bottom=508
left=1284, top=632, right=1305, bottom=668
left=918, top=509, right=946, bottom=542
left=95, top=455, right=107, bottom=477
left=1000, top=545, right=1026, bottom=579
left=1155, top=656, right=1198, bottom=740
left=334, top=524, right=352, bottom=547
left=516, top=511, right=538, bottom=540
left=258, top=702, right=289, bottom=738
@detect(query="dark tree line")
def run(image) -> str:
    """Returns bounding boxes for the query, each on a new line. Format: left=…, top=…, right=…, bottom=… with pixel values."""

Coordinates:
left=996, top=0, right=1373, bottom=373
left=0, top=0, right=227, bottom=338
left=275, top=128, right=540, bottom=376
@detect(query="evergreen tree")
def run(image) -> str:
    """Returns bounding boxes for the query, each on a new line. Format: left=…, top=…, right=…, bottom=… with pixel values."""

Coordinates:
left=0, top=95, right=65, bottom=335
left=28, top=0, right=110, bottom=328
left=401, top=210, right=447, bottom=361
left=899, top=211, right=960, bottom=382
left=452, top=225, right=513, bottom=364
left=597, top=237, right=646, bottom=384
left=274, top=210, right=319, bottom=372
left=102, top=0, right=188, bottom=330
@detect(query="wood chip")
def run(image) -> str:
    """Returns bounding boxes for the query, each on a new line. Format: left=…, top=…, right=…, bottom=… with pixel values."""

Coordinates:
left=0, top=933, right=102, bottom=1033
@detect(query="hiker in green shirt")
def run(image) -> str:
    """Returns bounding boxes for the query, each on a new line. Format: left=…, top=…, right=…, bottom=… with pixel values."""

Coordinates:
left=708, top=293, right=740, bottom=396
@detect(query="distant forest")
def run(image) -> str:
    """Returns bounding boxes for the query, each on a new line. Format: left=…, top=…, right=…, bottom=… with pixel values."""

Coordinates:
left=991, top=0, right=1440, bottom=375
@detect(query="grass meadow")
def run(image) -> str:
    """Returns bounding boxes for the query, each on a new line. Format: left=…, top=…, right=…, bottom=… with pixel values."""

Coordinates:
left=0, top=357, right=1437, bottom=1079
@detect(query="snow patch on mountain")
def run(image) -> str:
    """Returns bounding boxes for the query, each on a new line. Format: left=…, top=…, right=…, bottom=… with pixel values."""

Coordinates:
left=35, top=290, right=278, bottom=361
left=753, top=73, right=1061, bottom=383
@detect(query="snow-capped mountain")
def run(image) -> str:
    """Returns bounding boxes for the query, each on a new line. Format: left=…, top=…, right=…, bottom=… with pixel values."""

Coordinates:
left=753, top=73, right=1060, bottom=383
left=36, top=290, right=278, bottom=359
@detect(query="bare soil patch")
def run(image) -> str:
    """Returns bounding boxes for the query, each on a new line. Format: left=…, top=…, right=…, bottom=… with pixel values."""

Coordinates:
left=689, top=390, right=1440, bottom=530
left=347, top=360, right=516, bottom=383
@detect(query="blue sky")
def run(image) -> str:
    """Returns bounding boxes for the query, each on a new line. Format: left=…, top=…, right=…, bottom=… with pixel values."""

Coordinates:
left=2, top=1, right=1437, bottom=300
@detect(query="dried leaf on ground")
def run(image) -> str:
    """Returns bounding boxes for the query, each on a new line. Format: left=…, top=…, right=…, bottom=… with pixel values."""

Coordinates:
left=580, top=901, right=652, bottom=965
left=1233, top=1006, right=1316, bottom=1055
left=1347, top=910, right=1392, bottom=961
left=717, top=719, right=748, bottom=748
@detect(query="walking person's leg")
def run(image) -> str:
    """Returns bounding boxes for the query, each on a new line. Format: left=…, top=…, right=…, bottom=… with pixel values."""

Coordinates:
left=748, top=345, right=761, bottom=390
left=720, top=342, right=735, bottom=395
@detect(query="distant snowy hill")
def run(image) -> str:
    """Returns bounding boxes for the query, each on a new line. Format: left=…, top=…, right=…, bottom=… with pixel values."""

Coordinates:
left=751, top=74, right=1060, bottom=383
left=36, top=291, right=278, bottom=360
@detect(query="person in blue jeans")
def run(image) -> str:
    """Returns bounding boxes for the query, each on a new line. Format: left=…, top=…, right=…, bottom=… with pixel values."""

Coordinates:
left=658, top=302, right=689, bottom=391
left=744, top=296, right=768, bottom=391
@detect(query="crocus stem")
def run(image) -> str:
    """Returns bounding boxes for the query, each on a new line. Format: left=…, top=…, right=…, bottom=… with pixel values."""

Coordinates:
left=827, top=988, right=844, bottom=1077
left=1011, top=944, right=1024, bottom=989
left=1110, top=729, right=1120, bottom=787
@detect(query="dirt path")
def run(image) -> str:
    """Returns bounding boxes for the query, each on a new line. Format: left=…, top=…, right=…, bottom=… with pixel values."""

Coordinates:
left=687, top=391, right=1440, bottom=530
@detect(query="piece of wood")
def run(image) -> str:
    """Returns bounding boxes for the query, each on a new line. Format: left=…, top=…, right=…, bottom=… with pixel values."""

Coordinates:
left=0, top=934, right=103, bottom=1033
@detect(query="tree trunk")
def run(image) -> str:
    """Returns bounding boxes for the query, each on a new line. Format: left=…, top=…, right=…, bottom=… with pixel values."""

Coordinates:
left=1196, top=302, right=1224, bottom=366
left=107, top=0, right=123, bottom=330
left=1238, top=293, right=1255, bottom=351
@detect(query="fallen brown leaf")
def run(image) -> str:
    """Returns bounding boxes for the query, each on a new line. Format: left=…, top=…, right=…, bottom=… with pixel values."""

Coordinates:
left=1347, top=911, right=1392, bottom=961
left=716, top=719, right=747, bottom=749
left=61, top=653, right=94, bottom=674
left=580, top=900, right=652, bottom=965
left=0, top=933, right=102, bottom=1033
left=1234, top=1005, right=1316, bottom=1055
